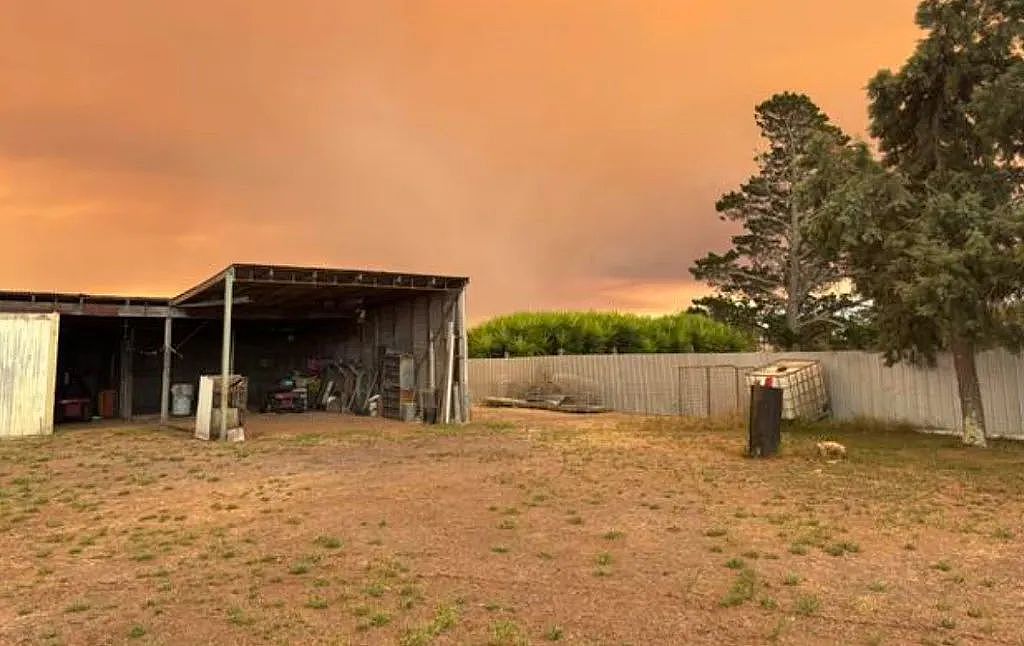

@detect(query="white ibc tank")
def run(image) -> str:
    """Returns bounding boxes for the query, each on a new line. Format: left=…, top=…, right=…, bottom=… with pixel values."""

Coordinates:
left=746, top=360, right=828, bottom=421
left=170, top=383, right=194, bottom=416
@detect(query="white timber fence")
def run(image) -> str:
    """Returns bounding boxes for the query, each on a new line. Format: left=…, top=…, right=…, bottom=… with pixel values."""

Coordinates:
left=468, top=350, right=1024, bottom=440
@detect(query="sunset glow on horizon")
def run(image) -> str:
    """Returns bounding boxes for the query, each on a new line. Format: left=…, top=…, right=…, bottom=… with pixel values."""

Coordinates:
left=0, top=1, right=922, bottom=319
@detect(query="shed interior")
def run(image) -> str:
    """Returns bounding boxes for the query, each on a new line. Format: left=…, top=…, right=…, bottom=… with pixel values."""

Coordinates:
left=0, top=264, right=470, bottom=433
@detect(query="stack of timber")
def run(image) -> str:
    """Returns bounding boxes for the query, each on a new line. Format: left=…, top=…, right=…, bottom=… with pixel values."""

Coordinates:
left=484, top=395, right=607, bottom=414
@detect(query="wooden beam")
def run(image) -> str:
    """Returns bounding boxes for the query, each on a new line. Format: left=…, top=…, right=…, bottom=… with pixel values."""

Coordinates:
left=456, top=287, right=470, bottom=423
left=0, top=300, right=185, bottom=318
left=219, top=267, right=235, bottom=441
left=442, top=320, right=455, bottom=425
left=169, top=266, right=230, bottom=306
left=160, top=316, right=172, bottom=423
left=177, top=296, right=251, bottom=309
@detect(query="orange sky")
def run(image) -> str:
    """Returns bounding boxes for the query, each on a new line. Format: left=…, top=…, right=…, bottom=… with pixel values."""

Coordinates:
left=0, top=1, right=922, bottom=320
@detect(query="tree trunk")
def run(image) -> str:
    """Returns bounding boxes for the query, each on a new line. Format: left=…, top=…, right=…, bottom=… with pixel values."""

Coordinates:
left=951, top=338, right=987, bottom=447
left=786, top=138, right=802, bottom=351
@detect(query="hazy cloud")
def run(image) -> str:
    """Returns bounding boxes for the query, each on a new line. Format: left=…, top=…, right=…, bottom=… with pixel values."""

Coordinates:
left=0, top=1, right=921, bottom=319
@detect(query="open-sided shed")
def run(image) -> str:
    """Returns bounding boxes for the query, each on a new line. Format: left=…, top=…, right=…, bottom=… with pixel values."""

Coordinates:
left=0, top=263, right=470, bottom=437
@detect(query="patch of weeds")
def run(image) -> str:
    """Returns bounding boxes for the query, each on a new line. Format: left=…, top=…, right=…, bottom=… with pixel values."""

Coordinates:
left=497, top=519, right=517, bottom=530
left=364, top=581, right=387, bottom=598
left=931, top=560, right=953, bottom=572
left=491, top=546, right=510, bottom=554
left=314, top=535, right=342, bottom=549
left=720, top=568, right=757, bottom=607
left=766, top=618, right=787, bottom=642
left=128, top=625, right=146, bottom=639
left=595, top=552, right=613, bottom=566
left=966, top=606, right=984, bottom=619
left=823, top=541, right=859, bottom=557
left=708, top=545, right=723, bottom=553
left=788, top=543, right=808, bottom=555
left=305, top=596, right=329, bottom=609
left=566, top=516, right=583, bottom=526
left=289, top=560, right=312, bottom=575
left=430, top=602, right=459, bottom=632
left=488, top=619, right=529, bottom=646
left=704, top=527, right=727, bottom=538
left=759, top=596, right=778, bottom=610
left=793, top=594, right=821, bottom=616
left=867, top=581, right=887, bottom=593
left=992, top=527, right=1014, bottom=540
left=783, top=573, right=801, bottom=586
left=400, top=602, right=461, bottom=645
left=602, top=530, right=624, bottom=540
left=65, top=601, right=90, bottom=613
left=938, top=617, right=956, bottom=630
left=370, top=612, right=391, bottom=627
left=227, top=607, right=253, bottom=625
left=398, top=584, right=424, bottom=610
left=545, top=625, right=564, bottom=641
left=724, top=557, right=746, bottom=570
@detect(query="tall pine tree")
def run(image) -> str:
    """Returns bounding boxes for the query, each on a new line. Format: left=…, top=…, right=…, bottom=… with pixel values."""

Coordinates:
left=825, top=0, right=1024, bottom=446
left=691, top=93, right=861, bottom=349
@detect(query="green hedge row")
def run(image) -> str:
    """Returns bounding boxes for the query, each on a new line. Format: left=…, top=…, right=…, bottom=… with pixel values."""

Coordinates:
left=468, top=311, right=755, bottom=358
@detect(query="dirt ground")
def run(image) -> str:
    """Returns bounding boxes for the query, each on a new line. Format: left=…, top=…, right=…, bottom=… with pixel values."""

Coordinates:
left=2, top=409, right=1024, bottom=645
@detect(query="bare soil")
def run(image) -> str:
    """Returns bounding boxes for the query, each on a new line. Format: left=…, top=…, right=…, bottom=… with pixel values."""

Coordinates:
left=2, top=409, right=1024, bottom=645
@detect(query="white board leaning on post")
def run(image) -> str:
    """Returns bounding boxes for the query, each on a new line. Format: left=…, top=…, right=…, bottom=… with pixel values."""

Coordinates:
left=194, top=375, right=247, bottom=441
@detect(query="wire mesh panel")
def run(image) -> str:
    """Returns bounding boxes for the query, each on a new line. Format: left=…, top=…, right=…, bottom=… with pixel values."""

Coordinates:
left=678, top=365, right=746, bottom=418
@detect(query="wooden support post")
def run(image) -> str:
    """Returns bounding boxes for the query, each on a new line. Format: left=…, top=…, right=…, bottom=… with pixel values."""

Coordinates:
left=160, top=316, right=172, bottom=423
left=219, top=268, right=235, bottom=441
left=441, top=319, right=455, bottom=425
left=119, top=322, right=134, bottom=420
left=456, top=287, right=470, bottom=423
left=427, top=331, right=436, bottom=391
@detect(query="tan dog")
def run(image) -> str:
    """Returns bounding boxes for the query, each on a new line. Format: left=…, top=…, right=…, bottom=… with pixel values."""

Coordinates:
left=816, top=441, right=847, bottom=460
